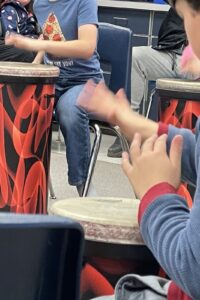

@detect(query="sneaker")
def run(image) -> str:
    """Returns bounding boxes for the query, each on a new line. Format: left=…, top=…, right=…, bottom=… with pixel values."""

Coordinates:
left=107, top=137, right=122, bottom=158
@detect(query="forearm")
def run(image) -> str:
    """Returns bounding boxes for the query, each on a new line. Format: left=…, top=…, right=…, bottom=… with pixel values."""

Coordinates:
left=32, top=50, right=44, bottom=64
left=115, top=108, right=159, bottom=142
left=31, top=39, right=95, bottom=59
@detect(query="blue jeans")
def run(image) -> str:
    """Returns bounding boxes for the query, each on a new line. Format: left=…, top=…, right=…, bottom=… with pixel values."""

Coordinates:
left=55, top=84, right=91, bottom=186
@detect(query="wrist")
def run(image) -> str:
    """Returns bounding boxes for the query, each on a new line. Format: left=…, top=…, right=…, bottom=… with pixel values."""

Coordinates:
left=136, top=116, right=159, bottom=141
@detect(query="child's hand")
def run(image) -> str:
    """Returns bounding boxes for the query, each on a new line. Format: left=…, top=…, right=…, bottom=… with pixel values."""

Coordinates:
left=181, top=45, right=200, bottom=75
left=77, top=80, right=130, bottom=124
left=78, top=80, right=158, bottom=142
left=122, top=133, right=183, bottom=199
left=5, top=32, right=41, bottom=52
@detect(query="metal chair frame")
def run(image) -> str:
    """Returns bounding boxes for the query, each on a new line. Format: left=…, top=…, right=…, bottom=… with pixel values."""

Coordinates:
left=82, top=23, right=132, bottom=196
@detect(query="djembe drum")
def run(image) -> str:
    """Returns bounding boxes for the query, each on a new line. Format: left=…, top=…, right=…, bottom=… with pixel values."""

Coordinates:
left=50, top=197, right=159, bottom=299
left=0, top=62, right=59, bottom=214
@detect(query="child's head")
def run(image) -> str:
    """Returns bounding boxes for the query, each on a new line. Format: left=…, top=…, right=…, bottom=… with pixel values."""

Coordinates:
left=18, top=0, right=33, bottom=13
left=18, top=0, right=31, bottom=5
left=170, top=0, right=200, bottom=59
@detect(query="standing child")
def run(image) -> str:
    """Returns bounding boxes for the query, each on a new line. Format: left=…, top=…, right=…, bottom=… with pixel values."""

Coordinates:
left=5, top=0, right=103, bottom=196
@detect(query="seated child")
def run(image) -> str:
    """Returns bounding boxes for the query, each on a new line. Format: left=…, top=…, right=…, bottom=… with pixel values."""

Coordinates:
left=0, top=0, right=40, bottom=62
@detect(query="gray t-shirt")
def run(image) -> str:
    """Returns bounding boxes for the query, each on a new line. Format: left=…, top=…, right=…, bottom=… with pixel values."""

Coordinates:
left=33, top=0, right=103, bottom=88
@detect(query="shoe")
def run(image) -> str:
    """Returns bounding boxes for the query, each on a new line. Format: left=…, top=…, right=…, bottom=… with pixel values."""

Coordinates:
left=107, top=137, right=122, bottom=158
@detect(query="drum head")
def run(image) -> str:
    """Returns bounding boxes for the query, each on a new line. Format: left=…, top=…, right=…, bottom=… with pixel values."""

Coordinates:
left=0, top=62, right=59, bottom=83
left=50, top=197, right=144, bottom=245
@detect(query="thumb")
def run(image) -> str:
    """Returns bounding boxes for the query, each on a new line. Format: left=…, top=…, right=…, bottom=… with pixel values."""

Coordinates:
left=116, top=88, right=126, bottom=99
left=169, top=135, right=183, bottom=169
left=116, top=89, right=130, bottom=108
left=77, top=80, right=96, bottom=108
left=121, top=151, right=132, bottom=178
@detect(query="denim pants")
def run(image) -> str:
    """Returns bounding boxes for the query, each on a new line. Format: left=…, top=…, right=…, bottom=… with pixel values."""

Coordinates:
left=55, top=84, right=91, bottom=186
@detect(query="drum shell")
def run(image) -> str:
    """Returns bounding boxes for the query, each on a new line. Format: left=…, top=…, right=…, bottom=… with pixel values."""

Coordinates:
left=0, top=62, right=59, bottom=213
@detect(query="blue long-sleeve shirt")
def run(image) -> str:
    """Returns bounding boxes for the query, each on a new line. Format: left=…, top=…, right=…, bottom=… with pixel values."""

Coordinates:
left=139, top=120, right=200, bottom=300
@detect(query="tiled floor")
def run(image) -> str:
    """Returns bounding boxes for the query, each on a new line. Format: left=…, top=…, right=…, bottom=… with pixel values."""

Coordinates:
left=48, top=130, right=134, bottom=209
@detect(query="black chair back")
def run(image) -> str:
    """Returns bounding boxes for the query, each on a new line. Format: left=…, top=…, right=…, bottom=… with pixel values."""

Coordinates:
left=0, top=213, right=84, bottom=300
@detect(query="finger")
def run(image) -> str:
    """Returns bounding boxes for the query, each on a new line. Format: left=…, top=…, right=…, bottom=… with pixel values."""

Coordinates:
left=93, top=82, right=114, bottom=105
left=116, top=88, right=126, bottom=99
left=141, top=134, right=157, bottom=152
left=77, top=80, right=96, bottom=108
left=169, top=135, right=183, bottom=168
left=116, top=89, right=130, bottom=107
left=153, top=134, right=167, bottom=153
left=129, top=133, right=141, bottom=160
left=122, top=151, right=132, bottom=177
left=95, top=81, right=109, bottom=94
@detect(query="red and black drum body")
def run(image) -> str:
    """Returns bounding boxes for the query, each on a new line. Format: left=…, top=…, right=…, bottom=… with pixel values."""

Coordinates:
left=0, top=62, right=59, bottom=213
left=157, top=78, right=200, bottom=132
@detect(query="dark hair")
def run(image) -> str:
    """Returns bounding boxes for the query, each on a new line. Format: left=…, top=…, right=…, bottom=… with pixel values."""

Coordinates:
left=186, top=0, right=200, bottom=11
left=169, top=0, right=200, bottom=11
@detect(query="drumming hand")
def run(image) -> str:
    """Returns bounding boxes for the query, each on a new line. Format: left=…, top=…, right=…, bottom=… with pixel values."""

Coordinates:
left=77, top=80, right=131, bottom=124
left=122, top=133, right=183, bottom=199
left=5, top=32, right=41, bottom=52
left=78, top=80, right=158, bottom=142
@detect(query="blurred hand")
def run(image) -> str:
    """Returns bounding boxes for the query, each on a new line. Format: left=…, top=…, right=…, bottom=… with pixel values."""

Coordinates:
left=122, top=133, right=183, bottom=199
left=78, top=80, right=158, bottom=142
left=77, top=80, right=131, bottom=124
left=5, top=32, right=40, bottom=52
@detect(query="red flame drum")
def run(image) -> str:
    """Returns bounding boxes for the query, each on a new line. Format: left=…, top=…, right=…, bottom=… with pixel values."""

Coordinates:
left=0, top=62, right=59, bottom=214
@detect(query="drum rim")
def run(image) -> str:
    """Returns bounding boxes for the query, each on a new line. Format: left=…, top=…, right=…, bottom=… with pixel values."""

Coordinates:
left=0, top=62, right=59, bottom=78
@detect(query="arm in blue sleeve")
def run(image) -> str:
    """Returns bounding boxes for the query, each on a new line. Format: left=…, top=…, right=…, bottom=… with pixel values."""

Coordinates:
left=140, top=120, right=200, bottom=298
left=167, top=123, right=197, bottom=186
left=141, top=189, right=200, bottom=300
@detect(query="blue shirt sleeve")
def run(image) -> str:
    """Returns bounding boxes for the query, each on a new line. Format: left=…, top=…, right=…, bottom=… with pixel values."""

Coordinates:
left=140, top=121, right=200, bottom=299
left=78, top=0, right=98, bottom=28
left=167, top=124, right=196, bottom=186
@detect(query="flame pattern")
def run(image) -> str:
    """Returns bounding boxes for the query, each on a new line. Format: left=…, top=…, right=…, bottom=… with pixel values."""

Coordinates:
left=160, top=99, right=200, bottom=132
left=0, top=82, right=55, bottom=213
left=160, top=98, right=200, bottom=208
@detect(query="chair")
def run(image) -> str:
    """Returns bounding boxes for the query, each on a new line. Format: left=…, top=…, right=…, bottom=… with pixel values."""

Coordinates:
left=0, top=213, right=84, bottom=300
left=82, top=22, right=132, bottom=197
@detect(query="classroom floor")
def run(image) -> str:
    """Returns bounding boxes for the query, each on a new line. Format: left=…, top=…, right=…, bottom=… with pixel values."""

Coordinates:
left=48, top=130, right=134, bottom=211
